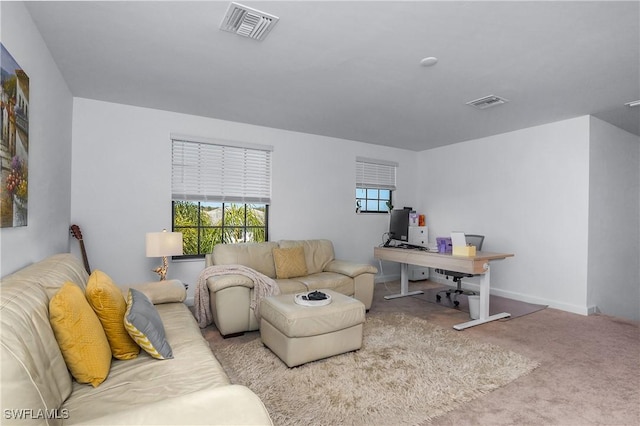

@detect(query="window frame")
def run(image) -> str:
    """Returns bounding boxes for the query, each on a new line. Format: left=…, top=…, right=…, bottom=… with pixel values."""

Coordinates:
left=355, top=157, right=397, bottom=214
left=356, top=187, right=392, bottom=214
left=172, top=201, right=269, bottom=259
left=170, top=135, right=273, bottom=258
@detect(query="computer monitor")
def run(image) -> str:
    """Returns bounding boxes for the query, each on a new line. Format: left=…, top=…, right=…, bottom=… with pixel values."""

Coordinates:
left=386, top=208, right=410, bottom=245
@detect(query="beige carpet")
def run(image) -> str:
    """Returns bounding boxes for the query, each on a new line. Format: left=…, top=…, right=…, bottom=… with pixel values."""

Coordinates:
left=212, top=311, right=539, bottom=426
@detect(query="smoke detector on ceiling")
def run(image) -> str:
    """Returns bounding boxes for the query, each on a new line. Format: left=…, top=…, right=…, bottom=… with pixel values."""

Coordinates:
left=466, top=95, right=509, bottom=110
left=220, top=2, right=279, bottom=41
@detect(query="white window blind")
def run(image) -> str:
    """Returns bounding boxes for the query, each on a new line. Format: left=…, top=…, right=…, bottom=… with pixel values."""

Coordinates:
left=356, top=157, right=397, bottom=190
left=171, top=135, right=272, bottom=203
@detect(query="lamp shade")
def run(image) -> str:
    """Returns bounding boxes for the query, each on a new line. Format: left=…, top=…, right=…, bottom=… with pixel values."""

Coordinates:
left=145, top=231, right=183, bottom=257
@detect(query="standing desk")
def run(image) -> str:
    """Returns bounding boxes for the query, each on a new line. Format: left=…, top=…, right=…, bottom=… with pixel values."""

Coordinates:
left=373, top=246, right=514, bottom=330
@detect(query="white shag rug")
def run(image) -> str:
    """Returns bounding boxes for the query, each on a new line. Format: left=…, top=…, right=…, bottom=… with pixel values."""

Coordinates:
left=212, top=312, right=539, bottom=426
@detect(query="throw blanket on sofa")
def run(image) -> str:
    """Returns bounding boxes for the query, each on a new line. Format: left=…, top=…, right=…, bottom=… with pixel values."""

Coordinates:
left=195, top=265, right=280, bottom=329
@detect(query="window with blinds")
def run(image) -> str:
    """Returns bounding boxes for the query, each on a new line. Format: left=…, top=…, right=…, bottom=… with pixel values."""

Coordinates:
left=355, top=157, right=397, bottom=213
left=171, top=136, right=272, bottom=203
left=171, top=135, right=272, bottom=257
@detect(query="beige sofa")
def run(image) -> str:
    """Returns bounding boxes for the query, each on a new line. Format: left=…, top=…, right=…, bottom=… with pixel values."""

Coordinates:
left=0, top=253, right=272, bottom=425
left=204, top=239, right=378, bottom=337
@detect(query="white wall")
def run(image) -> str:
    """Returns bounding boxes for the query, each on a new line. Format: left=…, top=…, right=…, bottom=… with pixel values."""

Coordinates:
left=70, top=98, right=418, bottom=302
left=588, top=117, right=640, bottom=321
left=0, top=2, right=74, bottom=277
left=416, top=117, right=592, bottom=314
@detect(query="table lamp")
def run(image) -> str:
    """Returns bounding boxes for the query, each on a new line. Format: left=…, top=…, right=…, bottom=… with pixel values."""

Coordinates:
left=145, top=229, right=183, bottom=280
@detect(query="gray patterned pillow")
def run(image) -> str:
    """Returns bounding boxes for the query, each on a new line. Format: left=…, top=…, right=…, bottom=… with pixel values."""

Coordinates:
left=124, top=288, right=173, bottom=359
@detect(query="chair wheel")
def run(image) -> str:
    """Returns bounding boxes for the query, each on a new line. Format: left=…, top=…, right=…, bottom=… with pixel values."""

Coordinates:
left=436, top=295, right=441, bottom=302
left=454, top=301, right=460, bottom=307
left=445, top=292, right=451, bottom=298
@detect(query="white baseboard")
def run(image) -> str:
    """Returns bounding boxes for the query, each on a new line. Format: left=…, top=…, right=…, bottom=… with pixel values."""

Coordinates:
left=489, top=287, right=589, bottom=316
left=376, top=270, right=592, bottom=317
left=431, top=272, right=590, bottom=316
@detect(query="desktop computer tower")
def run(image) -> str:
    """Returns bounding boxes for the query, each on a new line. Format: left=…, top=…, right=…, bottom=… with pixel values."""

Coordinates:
left=408, top=226, right=430, bottom=281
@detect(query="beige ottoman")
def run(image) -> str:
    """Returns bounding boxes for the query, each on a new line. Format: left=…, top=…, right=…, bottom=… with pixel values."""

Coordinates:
left=260, top=289, right=365, bottom=367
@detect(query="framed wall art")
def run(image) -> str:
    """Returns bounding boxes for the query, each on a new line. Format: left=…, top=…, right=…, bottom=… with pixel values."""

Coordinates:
left=1, top=43, right=29, bottom=228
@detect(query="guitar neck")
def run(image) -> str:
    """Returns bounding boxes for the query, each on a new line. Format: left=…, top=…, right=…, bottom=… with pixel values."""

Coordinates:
left=70, top=225, right=91, bottom=275
left=78, top=239, right=91, bottom=275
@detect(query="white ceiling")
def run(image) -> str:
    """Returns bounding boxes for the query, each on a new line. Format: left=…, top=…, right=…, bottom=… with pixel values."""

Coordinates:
left=25, top=1, right=640, bottom=151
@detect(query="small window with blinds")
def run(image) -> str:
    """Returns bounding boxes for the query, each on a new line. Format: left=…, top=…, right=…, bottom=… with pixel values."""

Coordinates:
left=355, top=157, right=397, bottom=213
left=171, top=135, right=272, bottom=257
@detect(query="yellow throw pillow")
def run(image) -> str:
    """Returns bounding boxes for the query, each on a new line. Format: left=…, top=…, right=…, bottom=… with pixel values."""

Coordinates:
left=273, top=246, right=308, bottom=279
left=86, top=270, right=140, bottom=360
left=49, top=282, right=112, bottom=387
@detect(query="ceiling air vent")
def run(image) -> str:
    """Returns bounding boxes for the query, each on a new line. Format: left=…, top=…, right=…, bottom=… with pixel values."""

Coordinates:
left=220, top=2, right=279, bottom=41
left=466, top=95, right=509, bottom=110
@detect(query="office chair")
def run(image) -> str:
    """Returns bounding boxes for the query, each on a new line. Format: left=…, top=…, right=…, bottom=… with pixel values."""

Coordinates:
left=435, top=234, right=484, bottom=307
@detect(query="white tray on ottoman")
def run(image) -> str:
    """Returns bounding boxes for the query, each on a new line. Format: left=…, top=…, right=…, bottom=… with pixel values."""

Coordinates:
left=260, top=289, right=365, bottom=367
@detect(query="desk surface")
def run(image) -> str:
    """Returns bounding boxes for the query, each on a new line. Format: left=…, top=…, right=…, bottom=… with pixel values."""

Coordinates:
left=374, top=246, right=514, bottom=274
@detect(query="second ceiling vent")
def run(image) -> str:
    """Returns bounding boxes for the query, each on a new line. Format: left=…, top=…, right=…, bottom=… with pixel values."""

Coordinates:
left=220, top=2, right=279, bottom=41
left=466, top=95, right=509, bottom=110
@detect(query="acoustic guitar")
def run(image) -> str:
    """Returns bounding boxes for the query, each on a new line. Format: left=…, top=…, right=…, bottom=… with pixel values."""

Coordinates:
left=69, top=224, right=91, bottom=275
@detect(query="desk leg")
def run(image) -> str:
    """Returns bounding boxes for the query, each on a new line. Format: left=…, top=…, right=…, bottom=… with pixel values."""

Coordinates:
left=384, top=263, right=424, bottom=300
left=453, top=265, right=510, bottom=330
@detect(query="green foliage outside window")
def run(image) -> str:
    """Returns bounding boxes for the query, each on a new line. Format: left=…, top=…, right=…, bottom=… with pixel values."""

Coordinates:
left=173, top=201, right=268, bottom=257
